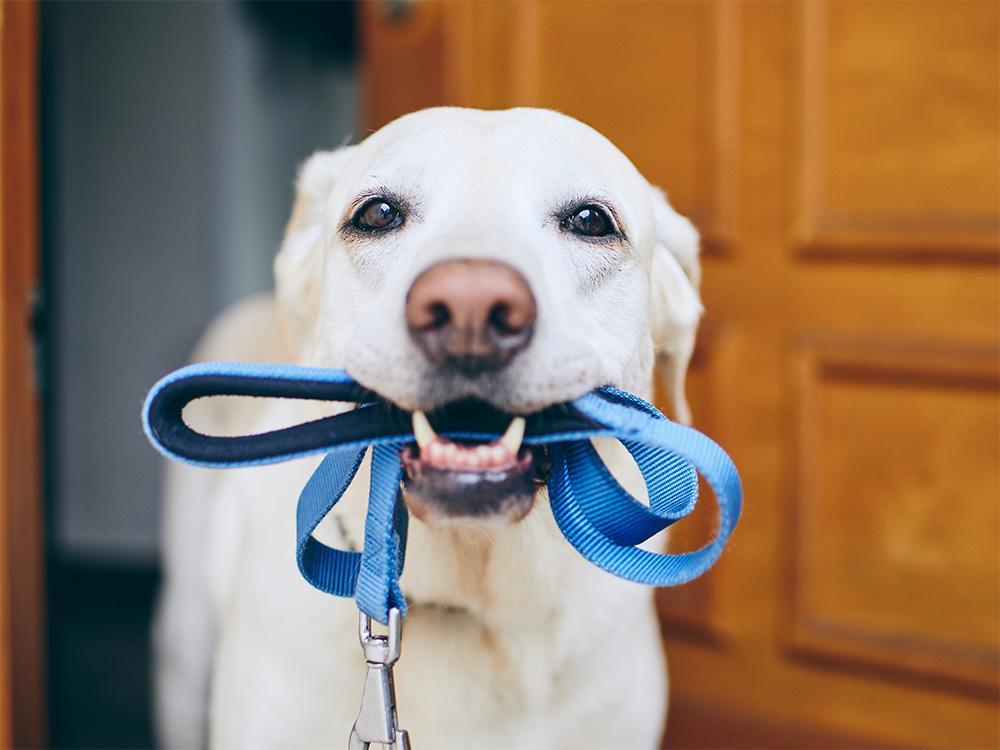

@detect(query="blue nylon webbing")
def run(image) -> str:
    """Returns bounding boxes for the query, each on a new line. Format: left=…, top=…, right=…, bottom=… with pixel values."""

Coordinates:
left=143, top=362, right=742, bottom=624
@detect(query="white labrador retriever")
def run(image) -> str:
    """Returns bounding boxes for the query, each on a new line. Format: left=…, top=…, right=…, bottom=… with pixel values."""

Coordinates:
left=155, top=107, right=702, bottom=750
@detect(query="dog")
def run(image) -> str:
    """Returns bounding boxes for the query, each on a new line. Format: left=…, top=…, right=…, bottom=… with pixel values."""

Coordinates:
left=154, top=107, right=702, bottom=749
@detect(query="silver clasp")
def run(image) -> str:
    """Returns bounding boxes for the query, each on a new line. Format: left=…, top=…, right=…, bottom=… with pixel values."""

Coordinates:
left=348, top=607, right=411, bottom=750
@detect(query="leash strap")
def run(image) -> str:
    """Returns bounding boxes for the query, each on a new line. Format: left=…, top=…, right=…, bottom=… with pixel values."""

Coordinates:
left=144, top=362, right=742, bottom=624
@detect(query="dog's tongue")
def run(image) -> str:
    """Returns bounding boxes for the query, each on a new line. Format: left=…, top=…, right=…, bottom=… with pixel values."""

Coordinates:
left=412, top=411, right=525, bottom=471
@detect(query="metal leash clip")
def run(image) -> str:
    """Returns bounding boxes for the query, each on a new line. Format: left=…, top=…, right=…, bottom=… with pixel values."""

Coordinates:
left=349, top=607, right=411, bottom=750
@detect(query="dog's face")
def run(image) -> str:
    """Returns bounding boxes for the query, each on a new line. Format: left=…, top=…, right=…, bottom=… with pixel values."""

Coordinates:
left=277, top=107, right=701, bottom=527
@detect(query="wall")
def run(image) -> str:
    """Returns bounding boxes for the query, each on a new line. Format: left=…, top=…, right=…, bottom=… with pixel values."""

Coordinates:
left=42, top=0, right=358, bottom=562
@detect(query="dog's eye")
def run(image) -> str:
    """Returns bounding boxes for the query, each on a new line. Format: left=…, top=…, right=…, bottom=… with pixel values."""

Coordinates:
left=353, top=199, right=403, bottom=232
left=563, top=205, right=614, bottom=238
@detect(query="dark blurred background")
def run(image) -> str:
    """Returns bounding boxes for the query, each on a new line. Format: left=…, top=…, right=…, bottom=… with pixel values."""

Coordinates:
left=41, top=2, right=357, bottom=746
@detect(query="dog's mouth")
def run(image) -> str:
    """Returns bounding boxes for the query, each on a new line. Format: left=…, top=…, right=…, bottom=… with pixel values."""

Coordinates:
left=398, top=401, right=549, bottom=528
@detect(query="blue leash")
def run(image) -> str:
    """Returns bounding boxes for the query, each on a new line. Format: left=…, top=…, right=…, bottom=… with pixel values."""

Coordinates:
left=143, top=361, right=742, bottom=626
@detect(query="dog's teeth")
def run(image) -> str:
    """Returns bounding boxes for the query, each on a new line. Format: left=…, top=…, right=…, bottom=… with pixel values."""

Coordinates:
left=499, top=417, right=525, bottom=456
left=412, top=410, right=437, bottom=450
left=428, top=441, right=445, bottom=467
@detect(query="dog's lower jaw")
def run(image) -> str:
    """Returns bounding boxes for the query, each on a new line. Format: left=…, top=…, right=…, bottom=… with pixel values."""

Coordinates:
left=403, top=494, right=535, bottom=530
left=400, top=469, right=540, bottom=529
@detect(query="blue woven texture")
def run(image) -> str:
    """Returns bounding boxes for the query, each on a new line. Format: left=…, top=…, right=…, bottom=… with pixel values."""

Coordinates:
left=144, top=363, right=742, bottom=624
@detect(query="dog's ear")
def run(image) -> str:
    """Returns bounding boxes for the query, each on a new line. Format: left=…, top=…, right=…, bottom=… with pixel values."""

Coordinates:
left=275, top=146, right=357, bottom=354
left=648, top=187, right=703, bottom=425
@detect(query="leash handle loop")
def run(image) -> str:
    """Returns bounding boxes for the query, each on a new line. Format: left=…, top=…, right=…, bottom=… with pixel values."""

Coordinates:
left=142, top=362, right=742, bottom=624
left=551, top=391, right=742, bottom=586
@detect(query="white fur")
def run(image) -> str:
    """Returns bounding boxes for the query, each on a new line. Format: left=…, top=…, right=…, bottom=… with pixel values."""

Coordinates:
left=155, top=107, right=702, bottom=749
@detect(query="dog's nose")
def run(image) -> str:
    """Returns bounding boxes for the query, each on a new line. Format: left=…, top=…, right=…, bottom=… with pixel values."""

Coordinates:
left=405, top=259, right=536, bottom=374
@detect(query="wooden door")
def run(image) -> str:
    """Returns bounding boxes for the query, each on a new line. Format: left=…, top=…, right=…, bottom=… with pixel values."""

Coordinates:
left=0, top=1, right=44, bottom=747
left=361, top=2, right=1000, bottom=747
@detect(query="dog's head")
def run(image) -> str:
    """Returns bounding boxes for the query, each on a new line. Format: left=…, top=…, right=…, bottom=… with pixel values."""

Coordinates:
left=276, top=107, right=701, bottom=528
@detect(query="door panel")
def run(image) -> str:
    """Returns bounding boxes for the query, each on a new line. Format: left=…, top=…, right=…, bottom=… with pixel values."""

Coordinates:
left=790, top=344, right=999, bottom=691
left=798, top=0, right=999, bottom=258
left=361, top=2, right=1000, bottom=746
